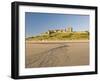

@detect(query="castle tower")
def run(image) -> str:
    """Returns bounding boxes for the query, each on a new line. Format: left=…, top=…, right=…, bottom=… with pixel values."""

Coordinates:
left=66, top=27, right=73, bottom=32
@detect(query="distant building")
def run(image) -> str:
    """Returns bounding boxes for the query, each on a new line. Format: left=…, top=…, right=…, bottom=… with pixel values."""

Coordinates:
left=41, top=26, right=73, bottom=35
left=65, top=27, right=73, bottom=32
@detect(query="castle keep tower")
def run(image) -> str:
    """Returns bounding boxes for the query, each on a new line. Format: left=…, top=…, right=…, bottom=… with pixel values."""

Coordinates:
left=66, top=27, right=73, bottom=32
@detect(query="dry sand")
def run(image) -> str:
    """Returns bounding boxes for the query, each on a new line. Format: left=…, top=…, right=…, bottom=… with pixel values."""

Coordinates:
left=25, top=41, right=89, bottom=68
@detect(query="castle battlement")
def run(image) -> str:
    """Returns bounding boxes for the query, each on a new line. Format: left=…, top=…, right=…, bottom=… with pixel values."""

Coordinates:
left=41, top=27, right=73, bottom=35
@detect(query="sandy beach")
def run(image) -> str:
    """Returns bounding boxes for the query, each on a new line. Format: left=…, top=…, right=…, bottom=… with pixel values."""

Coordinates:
left=25, top=41, right=89, bottom=68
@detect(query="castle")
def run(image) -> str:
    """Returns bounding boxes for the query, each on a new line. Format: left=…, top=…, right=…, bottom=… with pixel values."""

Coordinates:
left=41, top=27, right=73, bottom=35
left=40, top=26, right=89, bottom=36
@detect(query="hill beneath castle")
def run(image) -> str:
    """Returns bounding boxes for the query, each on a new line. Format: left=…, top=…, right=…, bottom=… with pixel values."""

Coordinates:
left=26, top=31, right=89, bottom=41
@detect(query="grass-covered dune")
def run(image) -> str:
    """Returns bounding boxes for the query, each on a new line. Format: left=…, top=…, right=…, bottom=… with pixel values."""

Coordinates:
left=26, top=32, right=89, bottom=41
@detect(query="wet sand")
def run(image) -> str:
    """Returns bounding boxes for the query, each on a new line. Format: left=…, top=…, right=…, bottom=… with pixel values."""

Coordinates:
left=25, top=41, right=89, bottom=68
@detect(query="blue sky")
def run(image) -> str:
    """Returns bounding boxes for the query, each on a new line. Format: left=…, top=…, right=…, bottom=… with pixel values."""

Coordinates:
left=25, top=12, right=89, bottom=37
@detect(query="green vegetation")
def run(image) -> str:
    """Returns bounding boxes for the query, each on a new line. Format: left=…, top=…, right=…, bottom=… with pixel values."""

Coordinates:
left=26, top=31, right=89, bottom=41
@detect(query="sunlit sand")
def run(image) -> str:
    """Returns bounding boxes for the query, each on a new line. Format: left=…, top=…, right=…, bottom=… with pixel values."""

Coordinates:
left=25, top=40, right=89, bottom=68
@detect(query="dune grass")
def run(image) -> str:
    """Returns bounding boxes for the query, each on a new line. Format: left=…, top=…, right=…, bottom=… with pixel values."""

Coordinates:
left=26, top=32, right=89, bottom=41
